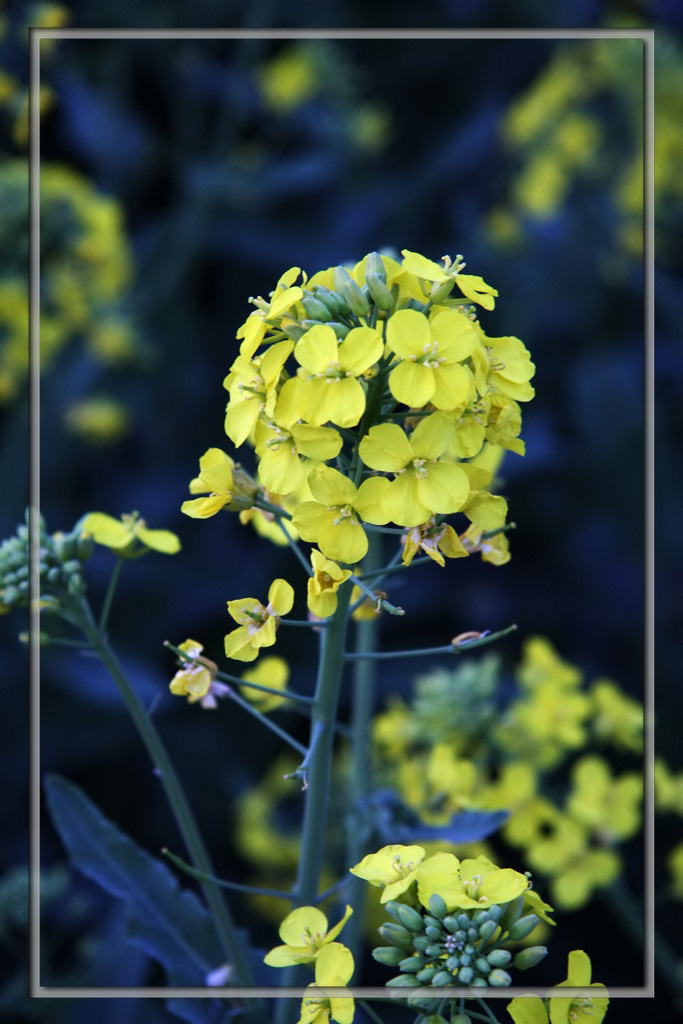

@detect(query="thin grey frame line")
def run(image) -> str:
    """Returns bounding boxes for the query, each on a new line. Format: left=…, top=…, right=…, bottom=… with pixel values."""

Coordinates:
left=31, top=27, right=649, bottom=39
left=29, top=26, right=654, bottom=999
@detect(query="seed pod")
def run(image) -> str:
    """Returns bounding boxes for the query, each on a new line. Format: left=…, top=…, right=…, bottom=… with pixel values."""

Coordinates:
left=429, top=894, right=448, bottom=920
left=507, top=914, right=540, bottom=942
left=487, top=968, right=512, bottom=987
left=397, top=904, right=425, bottom=932
left=372, top=946, right=406, bottom=967
left=333, top=265, right=370, bottom=317
left=513, top=946, right=548, bottom=971
left=486, top=948, right=512, bottom=967
left=379, top=922, right=414, bottom=948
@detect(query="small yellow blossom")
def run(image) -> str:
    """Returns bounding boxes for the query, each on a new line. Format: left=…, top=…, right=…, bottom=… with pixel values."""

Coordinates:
left=224, top=341, right=294, bottom=446
left=549, top=949, right=609, bottom=1024
left=292, top=465, right=373, bottom=564
left=401, top=515, right=469, bottom=567
left=81, top=511, right=180, bottom=556
left=416, top=852, right=528, bottom=911
left=169, top=639, right=228, bottom=708
left=350, top=844, right=426, bottom=903
left=224, top=578, right=294, bottom=662
left=297, top=943, right=355, bottom=1024
left=264, top=904, right=353, bottom=967
left=307, top=549, right=353, bottom=618
left=181, top=448, right=255, bottom=518
left=385, top=307, right=476, bottom=410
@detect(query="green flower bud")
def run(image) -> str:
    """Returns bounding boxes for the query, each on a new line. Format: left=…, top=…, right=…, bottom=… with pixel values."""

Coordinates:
left=364, top=254, right=394, bottom=311
left=1, top=585, right=20, bottom=606
left=379, top=922, right=414, bottom=948
left=477, top=919, right=498, bottom=944
left=513, top=946, right=548, bottom=971
left=459, top=953, right=472, bottom=967
left=507, top=914, right=540, bottom=942
left=425, top=944, right=444, bottom=958
left=499, top=894, right=525, bottom=933
left=53, top=533, right=76, bottom=563
left=445, top=955, right=460, bottom=971
left=443, top=915, right=460, bottom=934
left=467, top=928, right=478, bottom=942
left=425, top=925, right=443, bottom=940
left=67, top=575, right=85, bottom=596
left=487, top=905, right=504, bottom=922
left=399, top=955, right=425, bottom=973
left=62, top=559, right=82, bottom=577
left=413, top=935, right=431, bottom=953
left=423, top=1016, right=448, bottom=1024
left=384, top=901, right=405, bottom=924
left=311, top=285, right=350, bottom=319
left=365, top=251, right=388, bottom=285
left=474, top=956, right=490, bottom=975
left=416, top=966, right=438, bottom=984
left=333, top=265, right=370, bottom=317
left=471, top=977, right=487, bottom=987
left=486, top=948, right=512, bottom=967
left=386, top=974, right=420, bottom=988
left=76, top=532, right=95, bottom=561
left=396, top=904, right=425, bottom=932
left=301, top=294, right=337, bottom=322
left=431, top=969, right=453, bottom=987
left=457, top=967, right=473, bottom=985
left=457, top=914, right=471, bottom=930
left=473, top=909, right=490, bottom=926
left=429, top=894, right=448, bottom=920
left=372, top=946, right=406, bottom=967
left=326, top=321, right=351, bottom=338
left=451, top=1012, right=472, bottom=1024
left=47, top=567, right=61, bottom=584
left=487, top=968, right=512, bottom=987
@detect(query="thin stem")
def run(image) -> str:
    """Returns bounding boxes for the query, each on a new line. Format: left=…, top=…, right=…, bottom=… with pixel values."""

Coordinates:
left=344, top=535, right=381, bottom=966
left=74, top=597, right=253, bottom=986
left=98, top=555, right=123, bottom=633
left=225, top=687, right=308, bottom=756
left=280, top=619, right=329, bottom=628
left=358, top=1000, right=389, bottom=1024
left=163, top=848, right=293, bottom=900
left=277, top=519, right=314, bottom=575
left=275, top=581, right=352, bottom=1024
left=164, top=642, right=314, bottom=705
left=344, top=624, right=518, bottom=660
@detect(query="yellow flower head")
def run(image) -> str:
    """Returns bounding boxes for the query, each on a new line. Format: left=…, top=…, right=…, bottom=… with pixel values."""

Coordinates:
left=549, top=950, right=609, bottom=1024
left=224, top=578, right=294, bottom=662
left=181, top=448, right=255, bottom=519
left=264, top=904, right=353, bottom=967
left=81, top=511, right=180, bottom=557
left=350, top=844, right=426, bottom=903
left=416, top=852, right=529, bottom=911
left=297, top=943, right=355, bottom=1024
left=386, top=307, right=476, bottom=411
left=307, top=549, right=353, bottom=619
left=292, top=465, right=371, bottom=564
left=169, top=639, right=223, bottom=706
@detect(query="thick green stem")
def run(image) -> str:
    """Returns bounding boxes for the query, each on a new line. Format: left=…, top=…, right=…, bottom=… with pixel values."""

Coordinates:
left=344, top=535, right=382, bottom=964
left=275, top=582, right=352, bottom=1024
left=75, top=597, right=253, bottom=988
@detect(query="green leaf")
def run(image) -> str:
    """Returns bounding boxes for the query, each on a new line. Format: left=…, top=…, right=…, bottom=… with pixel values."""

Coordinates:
left=44, top=774, right=222, bottom=988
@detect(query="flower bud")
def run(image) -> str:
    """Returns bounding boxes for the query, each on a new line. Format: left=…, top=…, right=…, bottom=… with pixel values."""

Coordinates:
left=487, top=968, right=512, bottom=987
left=396, top=904, right=425, bottom=932
left=499, top=894, right=525, bottom=933
left=425, top=925, right=443, bottom=940
left=399, top=955, right=424, bottom=973
left=416, top=965, right=437, bottom=984
left=76, top=532, right=95, bottom=561
left=412, top=935, right=431, bottom=953
left=486, top=948, right=512, bottom=967
left=506, top=914, right=540, bottom=942
left=53, top=532, right=76, bottom=563
left=457, top=967, right=473, bottom=985
left=428, top=894, right=448, bottom=920
left=372, top=946, right=405, bottom=967
left=477, top=919, right=498, bottom=944
left=474, top=956, right=490, bottom=974
left=379, top=922, right=414, bottom=948
left=386, top=974, right=420, bottom=988
left=301, top=294, right=337, bottom=322
left=311, top=285, right=350, bottom=319
left=512, top=945, right=548, bottom=971
left=433, top=969, right=455, bottom=987
left=365, top=254, right=394, bottom=311
left=333, top=265, right=370, bottom=317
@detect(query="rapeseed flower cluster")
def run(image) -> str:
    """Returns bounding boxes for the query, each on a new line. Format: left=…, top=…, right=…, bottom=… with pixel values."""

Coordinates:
left=182, top=248, right=534, bottom=662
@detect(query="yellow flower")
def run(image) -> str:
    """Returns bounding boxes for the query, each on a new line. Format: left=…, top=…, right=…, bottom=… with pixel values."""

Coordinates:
left=566, top=755, right=642, bottom=842
left=254, top=416, right=343, bottom=495
left=401, top=515, right=468, bottom=567
left=359, top=413, right=470, bottom=527
left=181, top=448, right=255, bottom=518
left=297, top=943, right=355, bottom=1024
left=549, top=950, right=609, bottom=1024
left=224, top=578, right=294, bottom=662
left=264, top=904, right=353, bottom=967
left=276, top=324, right=383, bottom=428
left=350, top=844, right=426, bottom=903
left=237, top=266, right=305, bottom=358
left=224, top=341, right=294, bottom=446
left=416, top=853, right=529, bottom=911
left=292, top=465, right=373, bottom=564
left=385, top=307, right=476, bottom=410
left=169, top=639, right=228, bottom=708
left=400, top=249, right=499, bottom=310
left=307, top=549, right=353, bottom=618
left=80, top=511, right=180, bottom=556
left=239, top=656, right=290, bottom=712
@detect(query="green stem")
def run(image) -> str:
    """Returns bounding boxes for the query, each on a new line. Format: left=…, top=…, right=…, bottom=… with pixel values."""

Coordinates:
left=163, top=848, right=293, bottom=900
left=344, top=535, right=381, bottom=966
left=98, top=555, right=123, bottom=633
left=275, top=581, right=352, bottom=1024
left=224, top=687, right=308, bottom=756
left=345, top=624, right=518, bottom=660
left=74, top=597, right=253, bottom=987
left=358, top=999, right=389, bottom=1024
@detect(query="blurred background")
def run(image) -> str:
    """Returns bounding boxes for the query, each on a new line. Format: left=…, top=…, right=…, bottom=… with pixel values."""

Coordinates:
left=1, top=0, right=681, bottom=1021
